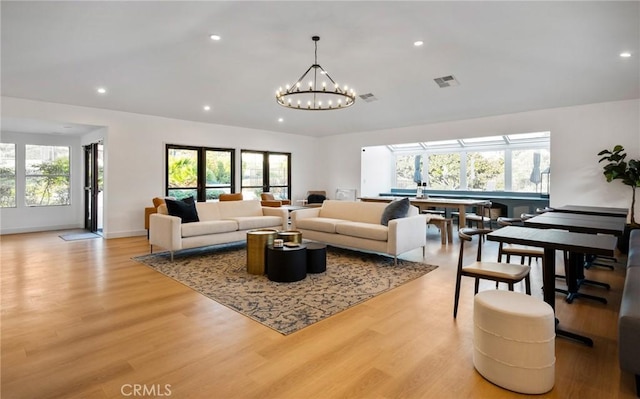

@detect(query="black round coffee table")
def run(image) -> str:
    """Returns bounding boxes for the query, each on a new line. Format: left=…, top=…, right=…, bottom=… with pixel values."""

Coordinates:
left=266, top=244, right=307, bottom=282
left=306, top=242, right=327, bottom=273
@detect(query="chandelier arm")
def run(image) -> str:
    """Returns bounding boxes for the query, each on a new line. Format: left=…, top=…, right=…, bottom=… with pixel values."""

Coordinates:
left=286, top=65, right=316, bottom=93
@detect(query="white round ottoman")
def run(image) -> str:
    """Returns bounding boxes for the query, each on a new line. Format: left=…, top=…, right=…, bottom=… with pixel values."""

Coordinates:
left=473, top=290, right=556, bottom=394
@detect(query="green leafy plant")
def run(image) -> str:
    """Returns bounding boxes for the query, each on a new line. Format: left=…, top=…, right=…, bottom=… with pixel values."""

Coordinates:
left=598, top=145, right=640, bottom=226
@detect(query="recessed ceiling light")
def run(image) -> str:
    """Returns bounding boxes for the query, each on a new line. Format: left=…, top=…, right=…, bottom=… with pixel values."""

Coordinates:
left=210, top=34, right=221, bottom=41
left=203, top=105, right=211, bottom=111
left=620, top=52, right=631, bottom=58
left=96, top=87, right=107, bottom=94
left=278, top=118, right=284, bottom=123
left=414, top=41, right=424, bottom=47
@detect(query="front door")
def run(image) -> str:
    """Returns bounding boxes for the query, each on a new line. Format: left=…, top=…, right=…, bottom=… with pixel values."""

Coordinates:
left=84, top=142, right=103, bottom=232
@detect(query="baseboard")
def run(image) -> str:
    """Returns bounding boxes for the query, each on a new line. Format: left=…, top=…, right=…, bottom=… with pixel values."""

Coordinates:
left=103, top=230, right=147, bottom=239
left=0, top=224, right=82, bottom=235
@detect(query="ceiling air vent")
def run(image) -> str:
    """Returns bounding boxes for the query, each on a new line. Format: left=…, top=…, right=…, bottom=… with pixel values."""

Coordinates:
left=359, top=93, right=378, bottom=103
left=434, top=75, right=460, bottom=88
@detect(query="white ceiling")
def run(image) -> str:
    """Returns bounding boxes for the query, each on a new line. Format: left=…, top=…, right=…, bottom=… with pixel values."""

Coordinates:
left=1, top=1, right=639, bottom=138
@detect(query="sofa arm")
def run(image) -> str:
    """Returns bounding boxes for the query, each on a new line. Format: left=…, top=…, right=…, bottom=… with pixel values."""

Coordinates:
left=149, top=213, right=183, bottom=252
left=261, top=207, right=289, bottom=230
left=387, top=215, right=427, bottom=256
left=619, top=266, right=640, bottom=376
left=290, top=208, right=321, bottom=229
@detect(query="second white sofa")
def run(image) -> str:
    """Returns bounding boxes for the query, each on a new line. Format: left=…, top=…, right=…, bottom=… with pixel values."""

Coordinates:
left=291, top=199, right=427, bottom=263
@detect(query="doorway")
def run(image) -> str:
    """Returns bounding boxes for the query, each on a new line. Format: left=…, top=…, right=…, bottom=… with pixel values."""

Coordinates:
left=84, top=142, right=103, bottom=233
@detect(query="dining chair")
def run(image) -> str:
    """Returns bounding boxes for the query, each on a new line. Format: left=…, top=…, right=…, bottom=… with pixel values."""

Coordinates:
left=497, top=216, right=544, bottom=266
left=453, top=228, right=531, bottom=318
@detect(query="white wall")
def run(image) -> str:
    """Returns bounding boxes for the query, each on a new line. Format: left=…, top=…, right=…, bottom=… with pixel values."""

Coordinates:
left=322, top=99, right=640, bottom=222
left=1, top=97, right=322, bottom=238
left=2, top=97, right=638, bottom=237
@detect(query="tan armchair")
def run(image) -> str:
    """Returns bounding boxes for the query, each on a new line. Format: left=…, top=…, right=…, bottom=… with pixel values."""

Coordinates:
left=219, top=193, right=243, bottom=201
left=260, top=192, right=291, bottom=207
left=145, top=197, right=168, bottom=238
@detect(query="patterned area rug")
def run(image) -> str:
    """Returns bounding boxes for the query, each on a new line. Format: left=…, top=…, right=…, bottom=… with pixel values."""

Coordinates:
left=132, top=244, right=437, bottom=335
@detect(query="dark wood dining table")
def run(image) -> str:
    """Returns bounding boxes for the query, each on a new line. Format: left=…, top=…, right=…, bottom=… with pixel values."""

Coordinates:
left=551, top=204, right=628, bottom=218
left=487, top=226, right=618, bottom=347
left=524, top=212, right=626, bottom=236
left=523, top=211, right=626, bottom=304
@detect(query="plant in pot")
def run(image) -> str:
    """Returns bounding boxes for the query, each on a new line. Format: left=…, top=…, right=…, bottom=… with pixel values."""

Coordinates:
left=598, top=145, right=640, bottom=253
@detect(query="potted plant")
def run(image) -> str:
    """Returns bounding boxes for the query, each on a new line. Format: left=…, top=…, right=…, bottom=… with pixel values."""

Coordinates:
left=598, top=145, right=640, bottom=252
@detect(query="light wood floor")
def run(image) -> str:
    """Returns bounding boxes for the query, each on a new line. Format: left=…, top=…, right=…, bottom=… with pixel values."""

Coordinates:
left=1, top=228, right=636, bottom=399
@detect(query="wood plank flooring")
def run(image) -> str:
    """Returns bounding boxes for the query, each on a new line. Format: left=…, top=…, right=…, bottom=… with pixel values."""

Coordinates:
left=1, top=229, right=636, bottom=398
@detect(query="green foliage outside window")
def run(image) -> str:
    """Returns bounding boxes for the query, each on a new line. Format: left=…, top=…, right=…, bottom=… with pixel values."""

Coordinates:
left=25, top=156, right=70, bottom=206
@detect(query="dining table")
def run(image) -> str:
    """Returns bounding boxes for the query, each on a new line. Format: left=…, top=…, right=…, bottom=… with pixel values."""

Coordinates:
left=523, top=211, right=626, bottom=304
left=551, top=204, right=628, bottom=218
left=487, top=226, right=618, bottom=347
left=358, top=196, right=490, bottom=227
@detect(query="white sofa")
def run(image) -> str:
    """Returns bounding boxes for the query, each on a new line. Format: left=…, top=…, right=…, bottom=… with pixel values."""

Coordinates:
left=149, top=200, right=288, bottom=260
left=291, top=200, right=427, bottom=264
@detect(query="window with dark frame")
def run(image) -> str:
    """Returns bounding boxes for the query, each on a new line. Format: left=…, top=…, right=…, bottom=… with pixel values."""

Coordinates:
left=240, top=150, right=291, bottom=201
left=165, top=145, right=235, bottom=201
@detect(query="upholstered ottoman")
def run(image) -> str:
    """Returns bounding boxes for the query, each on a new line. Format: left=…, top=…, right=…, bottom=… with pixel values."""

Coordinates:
left=473, top=290, right=555, bottom=394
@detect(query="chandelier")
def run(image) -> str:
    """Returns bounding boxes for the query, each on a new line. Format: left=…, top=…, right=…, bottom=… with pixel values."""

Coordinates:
left=276, top=36, right=356, bottom=111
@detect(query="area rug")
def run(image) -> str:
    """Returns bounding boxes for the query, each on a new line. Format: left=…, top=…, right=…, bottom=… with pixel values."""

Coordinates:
left=59, top=232, right=102, bottom=241
left=132, top=244, right=438, bottom=335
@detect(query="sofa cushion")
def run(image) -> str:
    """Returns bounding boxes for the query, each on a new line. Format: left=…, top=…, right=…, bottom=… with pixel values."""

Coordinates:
left=165, top=197, right=199, bottom=223
left=381, top=198, right=410, bottom=226
left=195, top=202, right=222, bottom=221
left=319, top=200, right=387, bottom=224
left=336, top=221, right=388, bottom=241
left=295, top=217, right=346, bottom=234
left=217, top=200, right=263, bottom=218
left=181, top=220, right=239, bottom=238
left=226, top=216, right=283, bottom=230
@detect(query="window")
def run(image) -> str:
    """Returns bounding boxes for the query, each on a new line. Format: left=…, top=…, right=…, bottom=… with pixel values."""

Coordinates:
left=511, top=149, right=550, bottom=192
left=466, top=151, right=505, bottom=190
left=166, top=145, right=234, bottom=201
left=0, top=143, right=16, bottom=207
left=388, top=132, right=550, bottom=193
left=428, top=153, right=461, bottom=190
left=25, top=145, right=70, bottom=206
left=241, top=150, right=291, bottom=200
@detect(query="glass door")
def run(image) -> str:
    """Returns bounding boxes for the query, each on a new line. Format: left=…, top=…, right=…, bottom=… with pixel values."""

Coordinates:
left=84, top=142, right=103, bottom=233
left=241, top=150, right=290, bottom=200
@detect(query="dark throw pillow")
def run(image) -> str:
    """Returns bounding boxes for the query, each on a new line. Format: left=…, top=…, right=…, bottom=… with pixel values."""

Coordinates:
left=165, top=196, right=199, bottom=223
left=380, top=197, right=411, bottom=226
left=307, top=194, right=326, bottom=204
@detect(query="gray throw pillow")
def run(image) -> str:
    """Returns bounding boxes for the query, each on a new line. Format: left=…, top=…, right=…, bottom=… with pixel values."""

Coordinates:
left=380, top=197, right=411, bottom=226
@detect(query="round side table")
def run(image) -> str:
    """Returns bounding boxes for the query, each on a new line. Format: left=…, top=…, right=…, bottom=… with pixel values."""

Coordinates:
left=246, top=229, right=279, bottom=275
left=306, top=242, right=327, bottom=273
left=266, top=244, right=307, bottom=282
left=277, top=230, right=302, bottom=244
